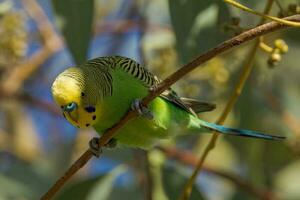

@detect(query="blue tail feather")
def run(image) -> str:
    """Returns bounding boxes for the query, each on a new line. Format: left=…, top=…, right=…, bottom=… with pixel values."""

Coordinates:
left=199, top=120, right=285, bottom=140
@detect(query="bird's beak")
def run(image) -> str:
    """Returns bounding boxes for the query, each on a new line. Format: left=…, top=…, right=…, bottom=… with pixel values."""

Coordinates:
left=65, top=110, right=79, bottom=124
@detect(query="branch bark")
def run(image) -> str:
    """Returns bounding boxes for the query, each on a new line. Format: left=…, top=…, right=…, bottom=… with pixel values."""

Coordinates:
left=41, top=14, right=300, bottom=200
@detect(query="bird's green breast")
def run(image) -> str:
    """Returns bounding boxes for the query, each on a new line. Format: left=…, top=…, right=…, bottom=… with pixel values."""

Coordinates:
left=92, top=68, right=196, bottom=148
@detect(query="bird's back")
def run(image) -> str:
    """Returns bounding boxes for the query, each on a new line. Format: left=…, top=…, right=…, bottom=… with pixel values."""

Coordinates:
left=89, top=56, right=196, bottom=148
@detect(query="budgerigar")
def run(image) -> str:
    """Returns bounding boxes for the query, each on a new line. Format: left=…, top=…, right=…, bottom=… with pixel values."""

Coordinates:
left=51, top=56, right=284, bottom=150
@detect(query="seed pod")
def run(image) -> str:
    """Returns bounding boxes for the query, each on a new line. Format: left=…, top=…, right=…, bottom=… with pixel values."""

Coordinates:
left=268, top=52, right=281, bottom=68
left=274, top=39, right=288, bottom=54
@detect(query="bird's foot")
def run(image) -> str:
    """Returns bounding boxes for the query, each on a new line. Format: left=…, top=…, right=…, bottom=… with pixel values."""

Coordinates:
left=131, top=99, right=153, bottom=120
left=89, top=137, right=102, bottom=157
left=89, top=137, right=117, bottom=157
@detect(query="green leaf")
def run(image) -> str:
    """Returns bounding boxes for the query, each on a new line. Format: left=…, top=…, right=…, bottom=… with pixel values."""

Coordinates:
left=106, top=186, right=143, bottom=200
left=54, top=176, right=100, bottom=200
left=0, top=174, right=34, bottom=199
left=86, top=165, right=128, bottom=200
left=2, top=159, right=50, bottom=199
left=162, top=165, right=206, bottom=200
left=51, top=0, right=94, bottom=64
left=55, top=165, right=128, bottom=200
left=168, top=0, right=228, bottom=63
left=216, top=1, right=231, bottom=27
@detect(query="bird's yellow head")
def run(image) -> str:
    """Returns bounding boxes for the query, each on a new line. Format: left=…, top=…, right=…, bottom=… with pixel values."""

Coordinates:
left=51, top=67, right=99, bottom=128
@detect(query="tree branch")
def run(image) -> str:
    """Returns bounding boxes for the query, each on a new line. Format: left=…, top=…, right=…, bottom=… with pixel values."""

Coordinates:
left=41, top=14, right=300, bottom=200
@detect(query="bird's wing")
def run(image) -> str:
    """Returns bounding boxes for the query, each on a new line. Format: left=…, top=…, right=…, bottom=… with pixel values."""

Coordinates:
left=160, top=90, right=216, bottom=115
left=160, top=89, right=198, bottom=116
left=90, top=56, right=215, bottom=115
left=179, top=97, right=216, bottom=113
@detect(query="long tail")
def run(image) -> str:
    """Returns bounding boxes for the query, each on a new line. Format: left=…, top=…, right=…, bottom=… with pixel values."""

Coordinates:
left=198, top=119, right=285, bottom=140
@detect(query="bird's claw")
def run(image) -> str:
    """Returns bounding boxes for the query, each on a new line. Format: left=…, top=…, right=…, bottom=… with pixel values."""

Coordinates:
left=105, top=138, right=118, bottom=148
left=89, top=137, right=102, bottom=157
left=89, top=137, right=117, bottom=157
left=131, top=99, right=143, bottom=115
left=131, top=99, right=153, bottom=120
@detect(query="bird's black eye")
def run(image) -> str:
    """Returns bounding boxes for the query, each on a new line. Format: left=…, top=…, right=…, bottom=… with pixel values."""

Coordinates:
left=64, top=102, right=77, bottom=112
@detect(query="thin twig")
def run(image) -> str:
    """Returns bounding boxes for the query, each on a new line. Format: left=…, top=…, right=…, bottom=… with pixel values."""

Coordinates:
left=264, top=89, right=300, bottom=154
left=2, top=47, right=56, bottom=95
left=94, top=19, right=172, bottom=36
left=264, top=90, right=300, bottom=135
left=140, top=151, right=153, bottom=200
left=225, top=0, right=300, bottom=27
left=274, top=0, right=285, bottom=15
left=178, top=1, right=276, bottom=199
left=158, top=146, right=275, bottom=200
left=0, top=92, right=61, bottom=116
left=40, top=14, right=300, bottom=200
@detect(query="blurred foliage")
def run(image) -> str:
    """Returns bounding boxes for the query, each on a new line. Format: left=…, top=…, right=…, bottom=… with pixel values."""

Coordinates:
left=55, top=165, right=132, bottom=200
left=52, top=0, right=94, bottom=64
left=168, top=0, right=230, bottom=63
left=0, top=1, right=27, bottom=73
left=0, top=0, right=300, bottom=200
left=162, top=166, right=206, bottom=200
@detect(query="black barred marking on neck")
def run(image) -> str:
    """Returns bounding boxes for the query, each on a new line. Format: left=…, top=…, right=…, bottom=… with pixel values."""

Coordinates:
left=86, top=56, right=160, bottom=88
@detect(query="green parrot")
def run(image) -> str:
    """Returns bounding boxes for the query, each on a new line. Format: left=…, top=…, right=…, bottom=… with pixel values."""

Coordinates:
left=51, top=56, right=284, bottom=151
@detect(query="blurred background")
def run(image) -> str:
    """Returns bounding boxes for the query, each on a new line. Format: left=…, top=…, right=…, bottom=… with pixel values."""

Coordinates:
left=0, top=0, right=299, bottom=199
